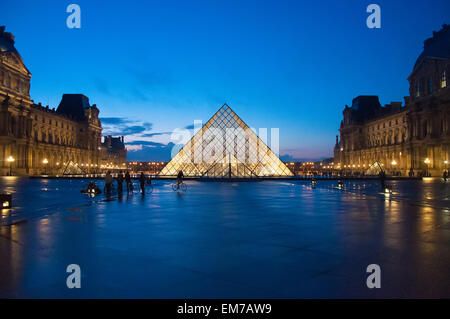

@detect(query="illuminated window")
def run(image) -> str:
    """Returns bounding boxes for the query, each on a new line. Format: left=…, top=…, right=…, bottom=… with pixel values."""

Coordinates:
left=442, top=71, right=447, bottom=88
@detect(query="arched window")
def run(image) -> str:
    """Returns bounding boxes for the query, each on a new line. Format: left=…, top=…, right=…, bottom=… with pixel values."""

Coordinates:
left=442, top=71, right=447, bottom=88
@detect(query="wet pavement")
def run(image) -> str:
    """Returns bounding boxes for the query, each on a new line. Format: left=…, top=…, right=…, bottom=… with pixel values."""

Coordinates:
left=0, top=177, right=449, bottom=298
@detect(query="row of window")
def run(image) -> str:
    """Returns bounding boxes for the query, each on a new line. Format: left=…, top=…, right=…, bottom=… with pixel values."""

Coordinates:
left=33, top=114, right=76, bottom=131
left=415, top=70, right=447, bottom=97
left=0, top=70, right=29, bottom=95
left=369, top=116, right=406, bottom=132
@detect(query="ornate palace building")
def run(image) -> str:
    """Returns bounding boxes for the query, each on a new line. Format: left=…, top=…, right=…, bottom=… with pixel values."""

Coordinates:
left=0, top=26, right=126, bottom=175
left=334, top=24, right=450, bottom=176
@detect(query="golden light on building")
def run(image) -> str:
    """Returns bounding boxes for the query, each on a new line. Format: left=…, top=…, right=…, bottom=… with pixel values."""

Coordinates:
left=424, top=158, right=431, bottom=164
left=7, top=156, right=15, bottom=163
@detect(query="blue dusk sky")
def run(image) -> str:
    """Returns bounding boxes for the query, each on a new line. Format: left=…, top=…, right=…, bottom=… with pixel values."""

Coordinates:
left=1, top=0, right=449, bottom=161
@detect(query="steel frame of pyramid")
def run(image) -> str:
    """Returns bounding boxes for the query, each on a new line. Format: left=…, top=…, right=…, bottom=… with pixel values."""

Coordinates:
left=159, top=104, right=294, bottom=178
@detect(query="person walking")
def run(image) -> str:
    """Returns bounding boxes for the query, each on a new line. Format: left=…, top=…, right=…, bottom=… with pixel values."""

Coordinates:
left=139, top=172, right=146, bottom=195
left=379, top=170, right=386, bottom=190
left=125, top=171, right=132, bottom=193
left=177, top=170, right=184, bottom=187
left=117, top=171, right=124, bottom=194
left=105, top=171, right=113, bottom=195
left=443, top=170, right=448, bottom=182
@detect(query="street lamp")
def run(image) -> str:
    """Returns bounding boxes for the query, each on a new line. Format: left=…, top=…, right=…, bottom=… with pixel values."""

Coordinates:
left=7, top=156, right=15, bottom=176
left=42, top=158, right=48, bottom=175
left=424, top=158, right=431, bottom=176
left=391, top=160, right=397, bottom=175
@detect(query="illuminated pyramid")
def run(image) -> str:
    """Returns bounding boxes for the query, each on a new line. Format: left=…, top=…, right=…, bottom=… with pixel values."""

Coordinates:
left=159, top=104, right=293, bottom=178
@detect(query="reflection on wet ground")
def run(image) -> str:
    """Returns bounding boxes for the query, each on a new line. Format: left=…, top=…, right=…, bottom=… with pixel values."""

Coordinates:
left=0, top=177, right=449, bottom=298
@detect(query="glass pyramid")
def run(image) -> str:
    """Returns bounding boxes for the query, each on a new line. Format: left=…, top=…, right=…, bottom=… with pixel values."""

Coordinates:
left=159, top=104, right=293, bottom=178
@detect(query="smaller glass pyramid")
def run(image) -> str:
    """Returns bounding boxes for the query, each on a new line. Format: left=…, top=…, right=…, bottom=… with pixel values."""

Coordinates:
left=159, top=104, right=293, bottom=178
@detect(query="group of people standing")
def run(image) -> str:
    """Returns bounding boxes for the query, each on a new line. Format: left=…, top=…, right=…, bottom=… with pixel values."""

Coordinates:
left=104, top=171, right=151, bottom=195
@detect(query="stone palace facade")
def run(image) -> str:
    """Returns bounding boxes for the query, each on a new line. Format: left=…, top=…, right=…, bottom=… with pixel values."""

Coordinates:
left=334, top=24, right=450, bottom=177
left=0, top=26, right=126, bottom=175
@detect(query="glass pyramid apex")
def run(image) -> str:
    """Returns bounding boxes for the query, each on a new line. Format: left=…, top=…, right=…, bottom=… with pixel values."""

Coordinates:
left=159, top=104, right=293, bottom=178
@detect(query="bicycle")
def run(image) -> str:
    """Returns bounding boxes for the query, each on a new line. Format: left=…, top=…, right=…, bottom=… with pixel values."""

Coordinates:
left=172, top=182, right=187, bottom=191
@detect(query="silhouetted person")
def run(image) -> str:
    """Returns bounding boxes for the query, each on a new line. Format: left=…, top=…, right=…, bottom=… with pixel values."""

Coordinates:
left=139, top=172, right=146, bottom=194
left=117, top=171, right=124, bottom=194
left=409, top=168, right=414, bottom=177
left=105, top=171, right=113, bottom=195
left=379, top=170, right=386, bottom=189
left=443, top=170, right=448, bottom=182
left=125, top=171, right=132, bottom=192
left=177, top=170, right=184, bottom=187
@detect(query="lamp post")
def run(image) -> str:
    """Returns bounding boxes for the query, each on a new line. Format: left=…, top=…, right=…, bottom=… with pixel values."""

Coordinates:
left=424, top=157, right=431, bottom=176
left=42, top=158, right=48, bottom=175
left=391, top=160, right=397, bottom=176
left=7, top=156, right=15, bottom=176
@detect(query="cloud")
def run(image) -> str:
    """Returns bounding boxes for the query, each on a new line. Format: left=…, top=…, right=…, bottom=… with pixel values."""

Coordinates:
left=126, top=144, right=143, bottom=151
left=141, top=132, right=171, bottom=137
left=100, top=117, right=154, bottom=137
left=100, top=117, right=131, bottom=125
left=126, top=140, right=166, bottom=147
left=126, top=142, right=176, bottom=161
left=142, top=122, right=153, bottom=130
left=121, top=125, right=147, bottom=135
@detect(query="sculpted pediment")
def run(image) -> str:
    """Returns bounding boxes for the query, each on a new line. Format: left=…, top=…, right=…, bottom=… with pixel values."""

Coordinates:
left=0, top=51, right=31, bottom=76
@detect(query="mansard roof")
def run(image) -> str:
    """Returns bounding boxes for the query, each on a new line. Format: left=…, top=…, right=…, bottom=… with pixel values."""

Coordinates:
left=344, top=95, right=403, bottom=124
left=56, top=94, right=91, bottom=121
left=413, top=24, right=450, bottom=72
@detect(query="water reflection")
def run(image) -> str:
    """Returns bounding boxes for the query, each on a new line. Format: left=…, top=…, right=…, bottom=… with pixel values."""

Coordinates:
left=1, top=177, right=450, bottom=297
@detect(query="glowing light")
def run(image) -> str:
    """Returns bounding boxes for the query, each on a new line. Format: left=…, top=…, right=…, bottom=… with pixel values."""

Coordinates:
left=391, top=160, right=397, bottom=165
left=424, top=158, right=431, bottom=164
left=2, top=201, right=9, bottom=207
left=42, top=158, right=48, bottom=164
left=7, top=156, right=15, bottom=163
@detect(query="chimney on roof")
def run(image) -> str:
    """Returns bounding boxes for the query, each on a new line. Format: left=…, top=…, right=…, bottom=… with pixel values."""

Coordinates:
left=0, top=26, right=15, bottom=44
